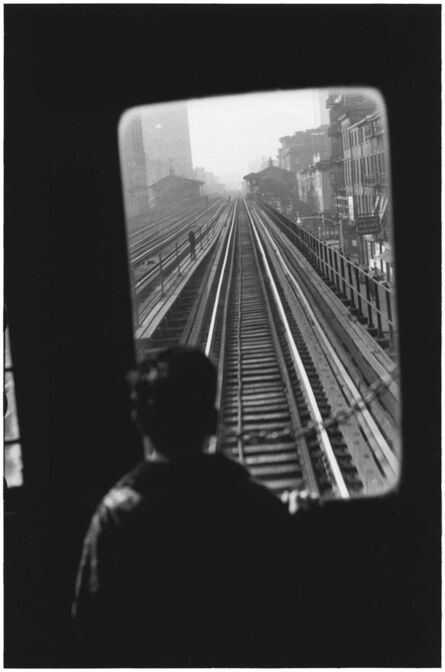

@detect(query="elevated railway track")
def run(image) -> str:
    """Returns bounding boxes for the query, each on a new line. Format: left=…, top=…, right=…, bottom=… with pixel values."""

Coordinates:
left=135, top=196, right=400, bottom=504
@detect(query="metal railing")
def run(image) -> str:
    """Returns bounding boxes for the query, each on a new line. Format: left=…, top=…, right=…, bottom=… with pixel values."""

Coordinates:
left=260, top=201, right=397, bottom=354
left=296, top=215, right=340, bottom=243
left=133, top=203, right=231, bottom=328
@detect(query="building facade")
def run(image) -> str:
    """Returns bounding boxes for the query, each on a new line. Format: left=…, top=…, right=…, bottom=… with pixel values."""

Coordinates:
left=342, top=111, right=387, bottom=220
left=278, top=126, right=330, bottom=175
left=324, top=91, right=391, bottom=267
left=142, top=103, right=194, bottom=185
left=326, top=91, right=377, bottom=219
left=342, top=110, right=389, bottom=269
left=297, top=154, right=335, bottom=215
left=148, top=171, right=204, bottom=216
left=266, top=91, right=392, bottom=272
left=243, top=159, right=300, bottom=214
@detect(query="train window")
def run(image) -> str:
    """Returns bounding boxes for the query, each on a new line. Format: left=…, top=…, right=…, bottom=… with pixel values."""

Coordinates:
left=118, top=88, right=400, bottom=507
left=4, top=326, right=24, bottom=487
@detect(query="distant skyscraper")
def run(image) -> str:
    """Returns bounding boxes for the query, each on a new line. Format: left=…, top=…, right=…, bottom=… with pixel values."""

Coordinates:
left=141, top=103, right=194, bottom=185
left=119, top=112, right=150, bottom=229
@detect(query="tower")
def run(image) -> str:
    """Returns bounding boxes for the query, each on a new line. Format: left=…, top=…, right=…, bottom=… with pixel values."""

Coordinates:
left=142, top=103, right=194, bottom=185
left=119, top=112, right=150, bottom=229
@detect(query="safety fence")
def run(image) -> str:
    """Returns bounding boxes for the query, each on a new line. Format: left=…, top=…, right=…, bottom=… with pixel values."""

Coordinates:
left=260, top=201, right=397, bottom=354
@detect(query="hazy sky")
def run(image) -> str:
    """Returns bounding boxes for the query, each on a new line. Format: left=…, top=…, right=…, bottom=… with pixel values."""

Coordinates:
left=188, top=89, right=325, bottom=188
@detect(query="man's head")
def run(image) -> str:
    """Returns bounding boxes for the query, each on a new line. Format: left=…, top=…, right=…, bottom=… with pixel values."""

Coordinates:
left=128, top=347, right=218, bottom=459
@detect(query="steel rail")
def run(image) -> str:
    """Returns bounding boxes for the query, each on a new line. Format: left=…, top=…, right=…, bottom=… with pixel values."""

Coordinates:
left=128, top=200, right=218, bottom=244
left=242, top=206, right=320, bottom=497
left=244, top=199, right=350, bottom=500
left=129, top=209, right=194, bottom=246
left=251, top=205, right=399, bottom=478
left=134, top=204, right=226, bottom=293
left=136, top=205, right=235, bottom=343
left=235, top=218, right=245, bottom=463
left=208, top=200, right=239, bottom=456
left=204, top=198, right=327, bottom=496
left=204, top=198, right=238, bottom=357
left=131, top=199, right=225, bottom=265
left=211, top=200, right=319, bottom=495
left=130, top=198, right=222, bottom=245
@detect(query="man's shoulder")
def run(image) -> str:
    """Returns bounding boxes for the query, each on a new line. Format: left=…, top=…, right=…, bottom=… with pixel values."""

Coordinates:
left=92, top=478, right=146, bottom=533
left=102, top=485, right=142, bottom=515
left=94, top=460, right=175, bottom=523
left=94, top=455, right=289, bottom=523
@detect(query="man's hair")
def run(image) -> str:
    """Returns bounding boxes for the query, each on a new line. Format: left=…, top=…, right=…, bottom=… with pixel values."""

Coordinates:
left=128, top=347, right=218, bottom=458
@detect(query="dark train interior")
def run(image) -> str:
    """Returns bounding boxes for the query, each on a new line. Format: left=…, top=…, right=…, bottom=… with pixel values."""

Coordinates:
left=4, top=5, right=440, bottom=667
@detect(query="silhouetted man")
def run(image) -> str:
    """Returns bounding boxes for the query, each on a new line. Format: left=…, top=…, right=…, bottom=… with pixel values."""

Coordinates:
left=73, top=347, right=291, bottom=666
left=188, top=229, right=196, bottom=260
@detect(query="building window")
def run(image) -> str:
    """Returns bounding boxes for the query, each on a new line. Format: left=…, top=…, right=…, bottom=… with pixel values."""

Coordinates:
left=379, top=153, right=385, bottom=173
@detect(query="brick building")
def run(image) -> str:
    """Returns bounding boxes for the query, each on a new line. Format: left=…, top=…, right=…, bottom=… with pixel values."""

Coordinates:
left=243, top=159, right=301, bottom=214
left=297, top=153, right=335, bottom=215
left=342, top=111, right=387, bottom=219
left=342, top=110, right=389, bottom=269
left=325, top=91, right=390, bottom=266
left=277, top=126, right=330, bottom=175
left=326, top=91, right=377, bottom=220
